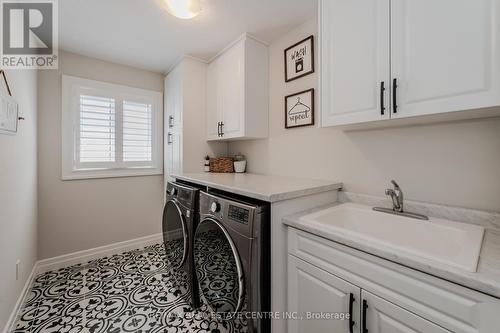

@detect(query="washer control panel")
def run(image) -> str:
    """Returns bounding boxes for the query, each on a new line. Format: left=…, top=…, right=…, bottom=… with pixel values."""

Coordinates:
left=228, top=205, right=249, bottom=225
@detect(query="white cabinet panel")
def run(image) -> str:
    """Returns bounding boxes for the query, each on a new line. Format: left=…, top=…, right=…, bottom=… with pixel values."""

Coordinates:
left=170, top=130, right=182, bottom=176
left=391, top=0, right=500, bottom=119
left=288, top=255, right=360, bottom=333
left=363, top=291, right=451, bottom=333
left=206, top=34, right=268, bottom=141
left=206, top=60, right=220, bottom=140
left=320, top=0, right=390, bottom=126
left=220, top=41, right=244, bottom=139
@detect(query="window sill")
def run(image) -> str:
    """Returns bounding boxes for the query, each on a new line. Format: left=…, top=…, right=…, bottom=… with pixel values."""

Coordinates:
left=61, top=167, right=163, bottom=181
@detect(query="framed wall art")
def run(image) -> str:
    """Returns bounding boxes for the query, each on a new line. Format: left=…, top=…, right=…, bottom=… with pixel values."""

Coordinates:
left=285, top=88, right=314, bottom=129
left=284, top=35, right=314, bottom=82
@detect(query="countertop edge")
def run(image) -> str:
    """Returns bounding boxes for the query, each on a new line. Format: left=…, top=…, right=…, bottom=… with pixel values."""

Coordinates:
left=283, top=206, right=500, bottom=300
left=172, top=174, right=343, bottom=202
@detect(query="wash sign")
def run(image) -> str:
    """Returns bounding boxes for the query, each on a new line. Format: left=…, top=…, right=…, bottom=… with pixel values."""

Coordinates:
left=0, top=0, right=58, bottom=69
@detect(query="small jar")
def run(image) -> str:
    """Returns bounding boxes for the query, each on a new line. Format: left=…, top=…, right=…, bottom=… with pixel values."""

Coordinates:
left=204, top=156, right=210, bottom=172
left=233, top=153, right=246, bottom=173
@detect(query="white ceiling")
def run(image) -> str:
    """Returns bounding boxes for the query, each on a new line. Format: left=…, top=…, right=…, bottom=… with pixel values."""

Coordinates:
left=59, top=0, right=317, bottom=73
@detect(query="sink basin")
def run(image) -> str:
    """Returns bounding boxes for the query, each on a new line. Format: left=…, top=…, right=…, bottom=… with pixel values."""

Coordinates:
left=299, top=203, right=485, bottom=272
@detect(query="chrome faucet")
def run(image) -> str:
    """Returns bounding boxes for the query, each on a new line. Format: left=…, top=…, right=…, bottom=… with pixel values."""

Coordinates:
left=373, top=180, right=429, bottom=220
left=385, top=180, right=403, bottom=212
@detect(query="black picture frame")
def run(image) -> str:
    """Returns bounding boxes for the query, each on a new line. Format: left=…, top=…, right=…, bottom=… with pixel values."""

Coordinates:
left=285, top=88, right=315, bottom=129
left=284, top=35, right=315, bottom=82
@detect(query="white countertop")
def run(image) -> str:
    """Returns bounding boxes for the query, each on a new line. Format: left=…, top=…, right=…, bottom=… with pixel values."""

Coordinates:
left=172, top=173, right=343, bottom=202
left=283, top=203, right=500, bottom=299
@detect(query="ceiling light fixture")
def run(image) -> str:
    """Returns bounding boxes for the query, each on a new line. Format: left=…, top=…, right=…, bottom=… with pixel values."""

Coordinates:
left=164, top=0, right=202, bottom=19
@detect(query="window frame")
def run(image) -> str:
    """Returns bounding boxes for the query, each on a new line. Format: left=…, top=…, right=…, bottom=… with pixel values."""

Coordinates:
left=62, top=75, right=163, bottom=180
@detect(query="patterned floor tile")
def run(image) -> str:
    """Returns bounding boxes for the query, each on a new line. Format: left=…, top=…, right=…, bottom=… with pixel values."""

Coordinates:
left=11, top=240, right=248, bottom=333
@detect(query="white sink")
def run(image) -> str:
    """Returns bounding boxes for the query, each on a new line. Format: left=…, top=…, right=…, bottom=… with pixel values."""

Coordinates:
left=300, top=203, right=485, bottom=272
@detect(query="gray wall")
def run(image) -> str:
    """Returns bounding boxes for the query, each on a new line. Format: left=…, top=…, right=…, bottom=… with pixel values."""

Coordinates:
left=229, top=18, right=500, bottom=212
left=38, top=51, right=165, bottom=259
left=0, top=70, right=38, bottom=329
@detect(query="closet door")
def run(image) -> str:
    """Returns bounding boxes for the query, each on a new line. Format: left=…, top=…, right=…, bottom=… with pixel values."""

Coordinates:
left=391, top=0, right=500, bottom=119
left=320, top=0, right=390, bottom=127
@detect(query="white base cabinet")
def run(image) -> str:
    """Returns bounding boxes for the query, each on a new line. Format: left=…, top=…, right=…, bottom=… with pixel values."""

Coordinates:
left=363, top=291, right=450, bottom=333
left=287, top=228, right=500, bottom=333
left=288, top=255, right=360, bottom=333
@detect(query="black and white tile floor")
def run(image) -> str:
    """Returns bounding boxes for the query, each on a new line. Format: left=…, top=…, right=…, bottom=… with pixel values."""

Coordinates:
left=12, top=243, right=247, bottom=333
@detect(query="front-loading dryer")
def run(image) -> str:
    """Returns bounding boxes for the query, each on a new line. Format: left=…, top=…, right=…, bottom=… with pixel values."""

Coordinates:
left=194, top=191, right=270, bottom=333
left=162, top=181, right=202, bottom=309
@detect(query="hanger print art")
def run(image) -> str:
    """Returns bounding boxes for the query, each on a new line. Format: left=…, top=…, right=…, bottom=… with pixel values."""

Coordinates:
left=285, top=88, right=314, bottom=128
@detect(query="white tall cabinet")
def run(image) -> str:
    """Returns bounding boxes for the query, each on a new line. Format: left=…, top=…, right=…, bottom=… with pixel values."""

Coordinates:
left=320, top=0, right=500, bottom=127
left=206, top=34, right=269, bottom=141
left=164, top=58, right=226, bottom=191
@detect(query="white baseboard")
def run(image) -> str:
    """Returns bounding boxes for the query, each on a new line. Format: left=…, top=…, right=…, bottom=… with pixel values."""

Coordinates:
left=36, top=233, right=163, bottom=275
left=3, top=262, right=38, bottom=333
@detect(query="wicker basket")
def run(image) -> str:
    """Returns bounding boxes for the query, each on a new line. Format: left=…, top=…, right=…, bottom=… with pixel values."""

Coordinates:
left=209, top=157, right=234, bottom=173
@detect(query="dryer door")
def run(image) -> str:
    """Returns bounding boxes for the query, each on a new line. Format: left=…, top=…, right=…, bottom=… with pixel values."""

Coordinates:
left=162, top=200, right=188, bottom=269
left=194, top=218, right=245, bottom=317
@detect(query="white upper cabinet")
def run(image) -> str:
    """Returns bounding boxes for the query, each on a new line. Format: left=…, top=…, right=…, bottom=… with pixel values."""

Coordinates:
left=206, top=59, right=220, bottom=140
left=206, top=34, right=268, bottom=141
left=391, top=0, right=500, bottom=119
left=320, top=0, right=391, bottom=126
left=320, top=0, right=500, bottom=127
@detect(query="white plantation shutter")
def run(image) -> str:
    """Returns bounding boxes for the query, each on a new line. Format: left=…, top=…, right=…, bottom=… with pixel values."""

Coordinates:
left=78, top=95, right=116, bottom=163
left=62, top=75, right=162, bottom=180
left=123, top=101, right=152, bottom=162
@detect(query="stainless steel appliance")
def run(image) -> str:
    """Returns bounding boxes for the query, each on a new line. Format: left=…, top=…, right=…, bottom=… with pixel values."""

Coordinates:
left=162, top=181, right=202, bottom=309
left=194, top=191, right=270, bottom=332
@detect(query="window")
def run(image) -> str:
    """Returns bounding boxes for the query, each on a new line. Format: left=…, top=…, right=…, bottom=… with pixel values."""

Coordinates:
left=62, top=75, right=163, bottom=180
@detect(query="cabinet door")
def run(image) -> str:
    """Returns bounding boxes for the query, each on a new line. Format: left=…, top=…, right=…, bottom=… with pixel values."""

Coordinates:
left=288, top=255, right=360, bottom=333
left=164, top=76, right=174, bottom=183
left=172, top=130, right=182, bottom=176
left=391, top=0, right=500, bottom=119
left=362, top=291, right=451, bottom=333
left=320, top=0, right=390, bottom=127
left=219, top=40, right=245, bottom=139
left=206, top=59, right=220, bottom=140
left=166, top=65, right=183, bottom=128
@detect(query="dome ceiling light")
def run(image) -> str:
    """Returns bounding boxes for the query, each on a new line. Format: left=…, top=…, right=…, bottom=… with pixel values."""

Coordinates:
left=164, top=0, right=202, bottom=19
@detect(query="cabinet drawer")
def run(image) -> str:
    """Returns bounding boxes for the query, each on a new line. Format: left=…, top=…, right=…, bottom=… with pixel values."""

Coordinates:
left=287, top=227, right=500, bottom=333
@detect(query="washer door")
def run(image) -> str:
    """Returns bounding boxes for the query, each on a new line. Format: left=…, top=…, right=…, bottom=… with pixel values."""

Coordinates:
left=194, top=218, right=244, bottom=317
left=162, top=200, right=188, bottom=269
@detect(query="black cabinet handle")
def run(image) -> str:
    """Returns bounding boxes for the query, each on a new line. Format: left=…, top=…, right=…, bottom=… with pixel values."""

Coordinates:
left=362, top=299, right=368, bottom=333
left=392, top=78, right=398, bottom=113
left=349, top=293, right=355, bottom=333
left=220, top=122, right=224, bottom=137
left=380, top=81, right=386, bottom=115
left=217, top=122, right=221, bottom=137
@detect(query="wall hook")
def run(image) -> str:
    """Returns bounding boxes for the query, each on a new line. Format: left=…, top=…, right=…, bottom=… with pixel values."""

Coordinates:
left=0, top=70, right=12, bottom=96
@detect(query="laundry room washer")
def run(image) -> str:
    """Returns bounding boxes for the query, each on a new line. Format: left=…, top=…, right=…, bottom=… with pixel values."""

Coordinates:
left=162, top=181, right=203, bottom=309
left=194, top=191, right=270, bottom=333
